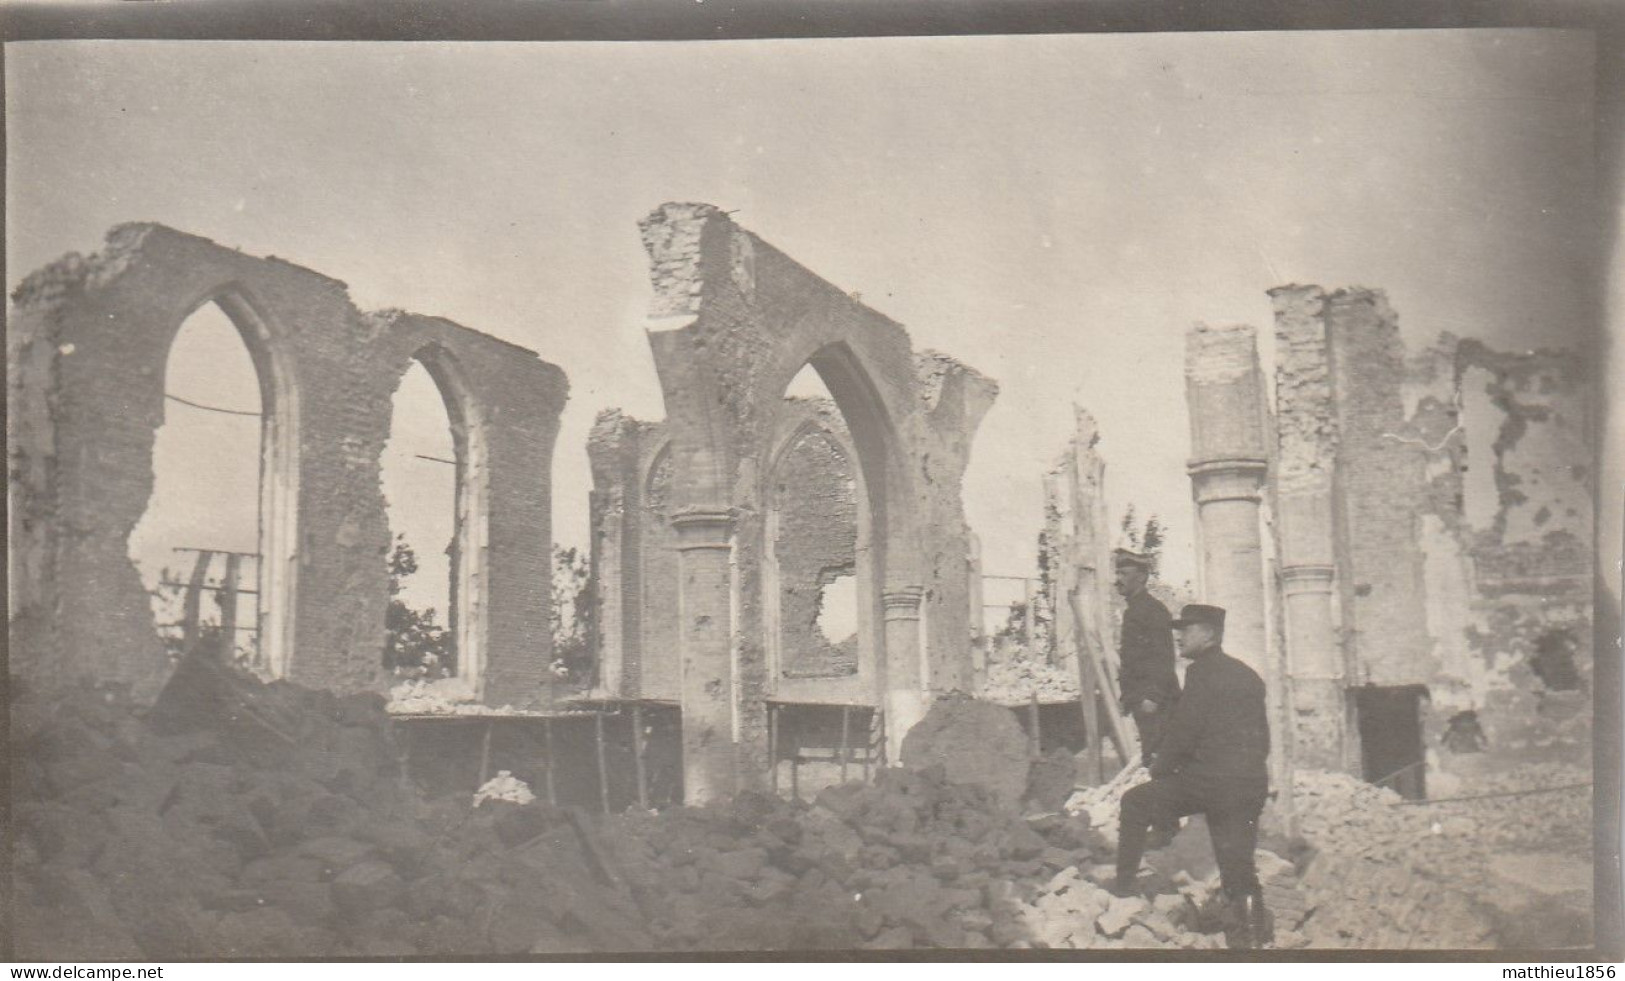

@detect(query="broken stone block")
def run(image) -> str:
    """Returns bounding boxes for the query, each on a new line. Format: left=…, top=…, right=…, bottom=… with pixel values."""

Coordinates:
left=240, top=854, right=326, bottom=886
left=213, top=907, right=303, bottom=958
left=1096, top=894, right=1148, bottom=937
left=1122, top=924, right=1160, bottom=948
left=899, top=700, right=1031, bottom=807
left=710, top=846, right=768, bottom=881
left=865, top=925, right=914, bottom=949
left=1025, top=748, right=1080, bottom=813
left=296, top=835, right=378, bottom=875
left=251, top=879, right=336, bottom=926
left=330, top=859, right=404, bottom=917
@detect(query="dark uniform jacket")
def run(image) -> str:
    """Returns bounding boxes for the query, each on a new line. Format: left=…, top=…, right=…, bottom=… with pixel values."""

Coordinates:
left=1149, top=647, right=1270, bottom=800
left=1118, top=589, right=1180, bottom=711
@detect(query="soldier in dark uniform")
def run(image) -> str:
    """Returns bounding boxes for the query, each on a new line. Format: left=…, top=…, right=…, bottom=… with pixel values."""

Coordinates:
left=1113, top=548, right=1180, bottom=765
left=1112, top=604, right=1273, bottom=949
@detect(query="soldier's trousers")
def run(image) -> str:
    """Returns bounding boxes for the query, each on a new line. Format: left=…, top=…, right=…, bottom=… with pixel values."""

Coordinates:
left=1130, top=704, right=1168, bottom=765
left=1117, top=776, right=1266, bottom=896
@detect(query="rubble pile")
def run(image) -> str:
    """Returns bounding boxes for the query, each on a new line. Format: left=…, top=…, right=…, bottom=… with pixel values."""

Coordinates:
left=979, top=650, right=1079, bottom=704
left=603, top=765, right=1124, bottom=950
left=1008, top=865, right=1225, bottom=949
left=1289, top=767, right=1592, bottom=949
left=10, top=666, right=652, bottom=958
left=387, top=677, right=527, bottom=716
left=1065, top=765, right=1150, bottom=842
left=23, top=657, right=1579, bottom=956
left=897, top=698, right=1034, bottom=807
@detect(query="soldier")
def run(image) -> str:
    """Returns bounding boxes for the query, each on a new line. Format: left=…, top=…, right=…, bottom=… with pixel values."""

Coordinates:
left=1112, top=604, right=1273, bottom=949
left=1112, top=548, right=1179, bottom=765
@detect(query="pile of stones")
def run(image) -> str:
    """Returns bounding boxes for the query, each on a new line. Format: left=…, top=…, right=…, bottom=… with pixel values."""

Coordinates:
left=10, top=663, right=651, bottom=958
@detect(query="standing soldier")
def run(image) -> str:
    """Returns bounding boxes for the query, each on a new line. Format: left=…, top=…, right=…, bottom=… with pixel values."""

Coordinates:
left=1113, top=548, right=1179, bottom=765
left=1112, top=604, right=1273, bottom=949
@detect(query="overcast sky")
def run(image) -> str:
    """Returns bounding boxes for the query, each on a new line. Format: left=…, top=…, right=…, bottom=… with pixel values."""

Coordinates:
left=7, top=31, right=1596, bottom=613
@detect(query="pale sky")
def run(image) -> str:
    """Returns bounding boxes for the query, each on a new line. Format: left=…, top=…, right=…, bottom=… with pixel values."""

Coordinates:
left=7, top=32, right=1596, bottom=604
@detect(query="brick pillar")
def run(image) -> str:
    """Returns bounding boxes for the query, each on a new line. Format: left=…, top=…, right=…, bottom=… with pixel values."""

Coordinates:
left=1271, top=285, right=1347, bottom=770
left=882, top=586, right=926, bottom=762
left=1184, top=323, right=1271, bottom=672
left=672, top=507, right=737, bottom=804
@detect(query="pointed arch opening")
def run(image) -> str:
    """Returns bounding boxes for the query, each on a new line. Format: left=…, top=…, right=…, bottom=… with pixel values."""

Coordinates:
left=127, top=289, right=299, bottom=678
left=381, top=345, right=489, bottom=695
left=765, top=347, right=905, bottom=701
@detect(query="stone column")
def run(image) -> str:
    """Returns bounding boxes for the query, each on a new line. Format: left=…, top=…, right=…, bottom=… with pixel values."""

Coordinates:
left=1184, top=323, right=1271, bottom=673
left=672, top=506, right=737, bottom=804
left=1270, top=285, right=1347, bottom=770
left=1280, top=565, right=1343, bottom=761
left=882, top=586, right=927, bottom=762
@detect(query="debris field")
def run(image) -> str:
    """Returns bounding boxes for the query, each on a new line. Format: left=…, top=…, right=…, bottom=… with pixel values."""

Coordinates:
left=11, top=668, right=1594, bottom=957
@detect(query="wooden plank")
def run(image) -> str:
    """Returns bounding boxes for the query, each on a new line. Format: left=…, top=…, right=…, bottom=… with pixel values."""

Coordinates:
left=477, top=718, right=494, bottom=790
left=768, top=702, right=779, bottom=797
left=542, top=718, right=558, bottom=806
left=632, top=703, right=649, bottom=811
left=1067, top=588, right=1137, bottom=768
left=839, top=705, right=851, bottom=784
left=594, top=711, right=611, bottom=815
left=218, top=552, right=241, bottom=662
left=1080, top=671, right=1103, bottom=783
left=1029, top=693, right=1043, bottom=759
left=180, top=550, right=213, bottom=651
left=863, top=708, right=875, bottom=782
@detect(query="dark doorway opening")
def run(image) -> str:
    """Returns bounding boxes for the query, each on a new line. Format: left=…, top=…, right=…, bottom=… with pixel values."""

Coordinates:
left=1355, top=684, right=1428, bottom=800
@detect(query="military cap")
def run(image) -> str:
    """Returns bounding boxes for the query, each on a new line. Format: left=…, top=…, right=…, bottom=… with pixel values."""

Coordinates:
left=1113, top=548, right=1154, bottom=570
left=1170, top=604, right=1226, bottom=629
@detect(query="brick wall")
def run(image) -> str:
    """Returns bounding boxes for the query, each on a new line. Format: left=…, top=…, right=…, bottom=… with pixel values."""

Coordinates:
left=770, top=399, right=861, bottom=680
left=8, top=225, right=566, bottom=706
left=1323, top=289, right=1433, bottom=687
left=637, top=203, right=995, bottom=794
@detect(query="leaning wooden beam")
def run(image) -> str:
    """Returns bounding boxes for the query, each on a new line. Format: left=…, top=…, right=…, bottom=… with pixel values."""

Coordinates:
left=180, top=550, right=213, bottom=651
left=632, top=703, right=649, bottom=811
left=218, top=553, right=241, bottom=661
left=542, top=718, right=558, bottom=806
left=839, top=705, right=852, bottom=784
left=768, top=703, right=779, bottom=797
left=594, top=711, right=611, bottom=815
left=1028, top=693, right=1043, bottom=760
left=477, top=718, right=495, bottom=790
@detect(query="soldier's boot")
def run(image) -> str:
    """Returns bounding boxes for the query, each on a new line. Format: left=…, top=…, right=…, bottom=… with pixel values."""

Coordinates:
left=1244, top=890, right=1275, bottom=947
left=1223, top=890, right=1272, bottom=950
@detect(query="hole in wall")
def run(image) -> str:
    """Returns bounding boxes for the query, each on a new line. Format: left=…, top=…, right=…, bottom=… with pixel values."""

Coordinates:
left=128, top=301, right=265, bottom=671
left=381, top=359, right=459, bottom=680
left=1441, top=709, right=1488, bottom=754
left=1528, top=629, right=1581, bottom=692
left=773, top=365, right=862, bottom=680
left=814, top=570, right=858, bottom=648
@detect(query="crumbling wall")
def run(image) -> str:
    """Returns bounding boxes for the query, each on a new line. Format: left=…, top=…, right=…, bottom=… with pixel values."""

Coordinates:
left=637, top=202, right=995, bottom=800
left=371, top=311, right=567, bottom=706
left=1322, top=289, right=1434, bottom=688
left=770, top=399, right=861, bottom=680
left=1270, top=286, right=1348, bottom=771
left=1257, top=282, right=1592, bottom=786
left=988, top=408, right=1110, bottom=703
left=7, top=225, right=566, bottom=707
left=587, top=412, right=680, bottom=701
left=1444, top=343, right=1592, bottom=778
left=912, top=351, right=999, bottom=695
